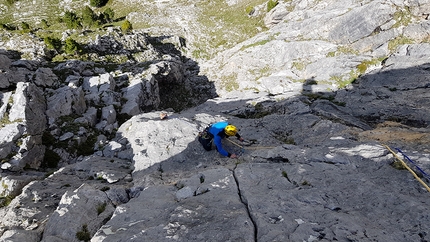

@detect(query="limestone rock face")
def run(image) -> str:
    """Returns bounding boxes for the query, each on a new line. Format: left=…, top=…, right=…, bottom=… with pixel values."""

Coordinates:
left=0, top=123, right=25, bottom=161
left=120, top=75, right=160, bottom=115
left=1, top=0, right=430, bottom=241
left=0, top=156, right=133, bottom=232
left=46, top=86, right=87, bottom=125
left=22, top=83, right=46, bottom=135
left=82, top=73, right=115, bottom=106
left=0, top=229, right=41, bottom=242
left=234, top=159, right=430, bottom=241
left=202, top=0, right=430, bottom=100
left=32, top=68, right=58, bottom=87
left=117, top=112, right=200, bottom=174
left=41, top=184, right=115, bottom=242
left=0, top=81, right=47, bottom=170
left=92, top=168, right=255, bottom=242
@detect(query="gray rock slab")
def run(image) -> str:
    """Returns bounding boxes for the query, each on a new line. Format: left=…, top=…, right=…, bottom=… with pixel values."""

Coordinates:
left=92, top=168, right=254, bottom=241
left=0, top=174, right=38, bottom=197
left=41, top=184, right=115, bottom=242
left=0, top=156, right=132, bottom=230
left=46, top=86, right=86, bottom=125
left=235, top=160, right=430, bottom=241
left=311, top=100, right=372, bottom=130
left=0, top=229, right=41, bottom=242
left=33, top=67, right=58, bottom=87
left=0, top=91, right=12, bottom=120
left=326, top=1, right=395, bottom=44
left=8, top=82, right=28, bottom=122
left=0, top=54, right=12, bottom=71
left=117, top=113, right=200, bottom=173
left=73, top=155, right=133, bottom=184
left=0, top=123, right=25, bottom=161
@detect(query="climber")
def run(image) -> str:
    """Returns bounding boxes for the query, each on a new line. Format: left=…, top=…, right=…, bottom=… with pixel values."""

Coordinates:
left=198, top=121, right=244, bottom=158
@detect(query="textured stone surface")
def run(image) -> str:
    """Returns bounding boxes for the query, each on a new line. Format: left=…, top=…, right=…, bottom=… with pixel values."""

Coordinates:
left=92, top=168, right=255, bottom=242
left=1, top=0, right=430, bottom=241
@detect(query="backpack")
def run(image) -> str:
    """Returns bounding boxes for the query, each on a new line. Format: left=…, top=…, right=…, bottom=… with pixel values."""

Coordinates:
left=198, top=126, right=214, bottom=151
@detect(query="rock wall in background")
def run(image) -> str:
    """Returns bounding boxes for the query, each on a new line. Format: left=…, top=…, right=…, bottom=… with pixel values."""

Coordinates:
left=1, top=0, right=430, bottom=241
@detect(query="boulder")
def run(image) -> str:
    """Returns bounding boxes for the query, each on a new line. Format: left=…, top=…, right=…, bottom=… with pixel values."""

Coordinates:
left=41, top=184, right=115, bottom=242
left=0, top=92, right=12, bottom=120
left=117, top=112, right=199, bottom=174
left=8, top=82, right=29, bottom=122
left=82, top=73, right=115, bottom=105
left=0, top=229, right=41, bottom=242
left=32, top=68, right=58, bottom=87
left=0, top=123, right=25, bottom=162
left=121, top=76, right=160, bottom=115
left=0, top=174, right=37, bottom=198
left=46, top=86, right=87, bottom=125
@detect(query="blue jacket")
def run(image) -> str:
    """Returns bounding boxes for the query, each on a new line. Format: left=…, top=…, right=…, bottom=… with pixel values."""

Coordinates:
left=208, top=121, right=241, bottom=157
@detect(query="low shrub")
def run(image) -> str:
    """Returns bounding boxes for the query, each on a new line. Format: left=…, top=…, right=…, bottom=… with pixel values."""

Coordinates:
left=267, top=0, right=278, bottom=12
left=121, top=20, right=133, bottom=33
left=76, top=224, right=91, bottom=242
left=42, top=149, right=61, bottom=168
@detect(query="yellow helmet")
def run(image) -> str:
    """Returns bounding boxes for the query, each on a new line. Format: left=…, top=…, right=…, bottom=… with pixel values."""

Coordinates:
left=225, top=125, right=237, bottom=136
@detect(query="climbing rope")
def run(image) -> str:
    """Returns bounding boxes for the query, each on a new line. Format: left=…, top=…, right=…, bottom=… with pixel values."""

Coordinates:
left=225, top=138, right=277, bottom=155
left=383, top=144, right=430, bottom=193
left=225, top=138, right=245, bottom=155
left=395, top=148, right=430, bottom=181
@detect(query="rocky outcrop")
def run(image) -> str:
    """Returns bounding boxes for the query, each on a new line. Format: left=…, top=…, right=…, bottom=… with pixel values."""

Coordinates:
left=202, top=0, right=430, bottom=99
left=1, top=0, right=430, bottom=241
left=0, top=29, right=215, bottom=218
left=0, top=81, right=46, bottom=171
left=41, top=184, right=115, bottom=242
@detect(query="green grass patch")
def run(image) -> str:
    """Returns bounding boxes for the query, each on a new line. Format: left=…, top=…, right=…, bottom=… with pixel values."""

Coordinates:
left=0, top=195, right=13, bottom=208
left=193, top=0, right=267, bottom=58
left=248, top=65, right=272, bottom=81
left=391, top=160, right=406, bottom=170
left=221, top=73, right=239, bottom=92
left=330, top=67, right=363, bottom=89
left=267, top=0, right=279, bottom=12
left=97, top=202, right=107, bottom=215
left=240, top=38, right=272, bottom=51
left=356, top=57, right=386, bottom=74
left=0, top=112, right=11, bottom=127
left=292, top=60, right=307, bottom=71
left=388, top=35, right=414, bottom=52
left=392, top=8, right=413, bottom=28
left=326, top=45, right=359, bottom=57
left=282, top=137, right=296, bottom=145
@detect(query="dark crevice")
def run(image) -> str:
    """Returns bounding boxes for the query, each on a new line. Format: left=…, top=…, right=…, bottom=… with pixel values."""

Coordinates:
left=267, top=156, right=289, bottom=163
left=232, top=167, right=258, bottom=242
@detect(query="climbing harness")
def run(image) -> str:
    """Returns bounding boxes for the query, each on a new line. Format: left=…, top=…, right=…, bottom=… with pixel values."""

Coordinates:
left=198, top=126, right=214, bottom=151
left=383, top=144, right=430, bottom=193
left=395, top=148, right=430, bottom=182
